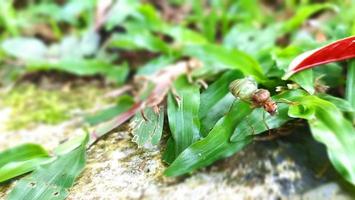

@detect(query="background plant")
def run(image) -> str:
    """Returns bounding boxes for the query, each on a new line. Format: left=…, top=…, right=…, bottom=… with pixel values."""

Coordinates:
left=0, top=0, right=354, bottom=199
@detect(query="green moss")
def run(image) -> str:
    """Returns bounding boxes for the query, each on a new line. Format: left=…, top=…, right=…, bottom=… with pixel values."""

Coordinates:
left=0, top=84, right=108, bottom=130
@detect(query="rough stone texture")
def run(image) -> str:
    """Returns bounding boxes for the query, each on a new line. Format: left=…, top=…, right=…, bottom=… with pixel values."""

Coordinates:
left=66, top=130, right=355, bottom=200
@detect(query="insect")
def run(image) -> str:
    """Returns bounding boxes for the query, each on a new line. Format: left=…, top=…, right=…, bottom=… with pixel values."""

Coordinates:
left=228, top=76, right=282, bottom=140
left=229, top=77, right=277, bottom=115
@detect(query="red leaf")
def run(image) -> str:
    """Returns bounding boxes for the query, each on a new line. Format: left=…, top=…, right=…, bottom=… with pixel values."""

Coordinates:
left=283, top=36, right=355, bottom=79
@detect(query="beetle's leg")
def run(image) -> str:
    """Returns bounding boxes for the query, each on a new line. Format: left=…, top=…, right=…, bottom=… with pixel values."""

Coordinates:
left=227, top=100, right=237, bottom=113
left=276, top=98, right=298, bottom=105
left=171, top=86, right=181, bottom=107
left=140, top=109, right=148, bottom=122
left=195, top=79, right=208, bottom=89
left=246, top=115, right=256, bottom=136
left=262, top=111, right=271, bottom=135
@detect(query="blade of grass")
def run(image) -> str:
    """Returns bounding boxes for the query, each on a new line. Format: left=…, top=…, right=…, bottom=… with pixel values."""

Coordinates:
left=289, top=96, right=355, bottom=184
left=85, top=95, right=134, bottom=126
left=167, top=76, right=201, bottom=159
left=0, top=144, right=49, bottom=168
left=164, top=100, right=252, bottom=177
left=318, top=93, right=354, bottom=113
left=0, top=158, right=54, bottom=183
left=0, top=144, right=51, bottom=183
left=199, top=70, right=243, bottom=119
left=162, top=137, right=176, bottom=164
left=109, top=31, right=169, bottom=53
left=346, top=61, right=355, bottom=123
left=7, top=133, right=88, bottom=200
left=200, top=93, right=235, bottom=136
left=89, top=101, right=143, bottom=145
left=183, top=44, right=266, bottom=82
left=199, top=70, right=243, bottom=136
left=281, top=3, right=337, bottom=34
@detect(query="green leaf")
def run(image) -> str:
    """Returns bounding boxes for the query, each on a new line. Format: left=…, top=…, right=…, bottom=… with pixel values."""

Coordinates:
left=162, top=137, right=176, bottom=164
left=272, top=46, right=315, bottom=94
left=200, top=10, right=218, bottom=42
left=198, top=71, right=241, bottom=135
left=233, top=0, right=263, bottom=24
left=163, top=26, right=208, bottom=46
left=223, top=24, right=278, bottom=56
left=231, top=89, right=308, bottom=142
left=199, top=70, right=243, bottom=119
left=85, top=95, right=135, bottom=126
left=102, top=63, right=129, bottom=85
left=104, top=0, right=139, bottom=30
left=2, top=38, right=47, bottom=61
left=58, top=1, right=95, bottom=25
left=0, top=144, right=49, bottom=168
left=131, top=106, right=164, bottom=148
left=0, top=158, right=54, bottom=183
left=318, top=94, right=355, bottom=113
left=314, top=63, right=343, bottom=87
left=137, top=55, right=176, bottom=75
left=0, top=1, right=19, bottom=36
left=0, top=144, right=51, bottom=183
left=290, top=70, right=315, bottom=94
left=134, top=4, right=165, bottom=31
left=109, top=31, right=169, bottom=53
left=167, top=76, right=201, bottom=158
left=282, top=3, right=337, bottom=34
left=28, top=59, right=129, bottom=84
left=288, top=96, right=355, bottom=184
left=183, top=44, right=266, bottom=82
left=165, top=100, right=252, bottom=177
left=54, top=133, right=89, bottom=155
left=200, top=94, right=235, bottom=136
left=7, top=134, right=88, bottom=200
left=346, top=61, right=355, bottom=122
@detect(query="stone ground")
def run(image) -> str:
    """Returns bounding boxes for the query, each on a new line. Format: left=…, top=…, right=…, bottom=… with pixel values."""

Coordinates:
left=0, top=82, right=354, bottom=200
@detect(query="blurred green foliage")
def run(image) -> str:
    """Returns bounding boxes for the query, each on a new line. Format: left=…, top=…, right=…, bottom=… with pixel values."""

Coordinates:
left=0, top=0, right=354, bottom=198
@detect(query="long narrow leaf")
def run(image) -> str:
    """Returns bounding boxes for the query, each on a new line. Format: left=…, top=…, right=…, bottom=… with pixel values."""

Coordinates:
left=89, top=102, right=143, bottom=145
left=200, top=94, right=235, bottom=136
left=0, top=144, right=51, bottom=183
left=199, top=70, right=243, bottom=119
left=346, top=61, right=355, bottom=123
left=318, top=93, right=355, bottom=113
left=288, top=96, right=355, bottom=184
left=167, top=76, right=201, bottom=158
left=164, top=101, right=252, bottom=177
left=183, top=44, right=266, bottom=82
left=85, top=95, right=134, bottom=126
left=282, top=3, right=336, bottom=34
left=7, top=134, right=88, bottom=200
left=0, top=144, right=49, bottom=168
left=0, top=158, right=54, bottom=183
left=199, top=70, right=243, bottom=135
left=162, top=137, right=176, bottom=164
